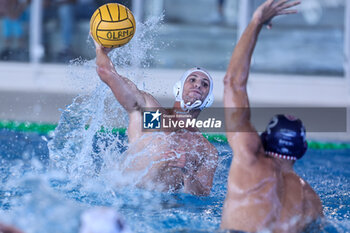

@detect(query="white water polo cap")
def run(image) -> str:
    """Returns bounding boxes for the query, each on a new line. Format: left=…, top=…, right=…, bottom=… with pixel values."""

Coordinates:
left=80, top=207, right=132, bottom=233
left=173, top=67, right=214, bottom=111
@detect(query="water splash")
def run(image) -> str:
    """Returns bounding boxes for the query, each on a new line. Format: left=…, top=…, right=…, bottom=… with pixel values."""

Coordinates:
left=0, top=15, right=170, bottom=233
left=48, top=15, right=165, bottom=189
left=0, top=157, right=82, bottom=233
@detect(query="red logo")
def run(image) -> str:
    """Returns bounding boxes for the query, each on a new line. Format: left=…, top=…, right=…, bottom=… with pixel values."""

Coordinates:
left=285, top=115, right=298, bottom=121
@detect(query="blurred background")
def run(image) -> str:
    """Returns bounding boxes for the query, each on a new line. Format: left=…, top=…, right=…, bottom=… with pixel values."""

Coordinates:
left=0, top=0, right=346, bottom=73
left=0, top=0, right=347, bottom=74
left=0, top=0, right=349, bottom=139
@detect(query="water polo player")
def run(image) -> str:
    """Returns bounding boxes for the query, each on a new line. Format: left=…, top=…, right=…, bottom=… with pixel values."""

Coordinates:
left=221, top=0, right=323, bottom=232
left=92, top=36, right=218, bottom=195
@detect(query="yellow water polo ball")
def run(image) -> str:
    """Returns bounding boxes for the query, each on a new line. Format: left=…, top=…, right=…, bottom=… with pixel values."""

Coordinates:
left=90, top=3, right=136, bottom=48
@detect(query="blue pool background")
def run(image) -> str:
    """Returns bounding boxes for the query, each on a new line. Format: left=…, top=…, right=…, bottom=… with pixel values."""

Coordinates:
left=0, top=129, right=349, bottom=233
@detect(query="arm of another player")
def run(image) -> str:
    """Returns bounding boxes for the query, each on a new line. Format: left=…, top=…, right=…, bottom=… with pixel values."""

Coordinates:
left=0, top=223, right=24, bottom=233
left=224, top=0, right=300, bottom=163
left=93, top=37, right=147, bottom=113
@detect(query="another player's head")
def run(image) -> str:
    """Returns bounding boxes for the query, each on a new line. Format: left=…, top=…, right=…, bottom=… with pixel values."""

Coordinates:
left=173, top=67, right=214, bottom=111
left=260, top=114, right=308, bottom=161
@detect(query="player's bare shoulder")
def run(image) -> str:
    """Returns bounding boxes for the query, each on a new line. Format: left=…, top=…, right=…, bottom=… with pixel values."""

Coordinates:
left=302, top=177, right=324, bottom=217
left=140, top=91, right=162, bottom=108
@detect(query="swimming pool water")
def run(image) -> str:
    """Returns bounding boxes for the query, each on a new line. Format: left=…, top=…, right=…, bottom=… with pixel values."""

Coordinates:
left=0, top=129, right=349, bottom=233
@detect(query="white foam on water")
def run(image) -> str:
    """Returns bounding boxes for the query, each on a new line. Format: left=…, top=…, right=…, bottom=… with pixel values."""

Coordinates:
left=0, top=158, right=83, bottom=233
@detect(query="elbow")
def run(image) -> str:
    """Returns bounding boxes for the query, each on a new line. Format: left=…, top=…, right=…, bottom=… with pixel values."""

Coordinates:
left=223, top=73, right=234, bottom=88
left=184, top=181, right=212, bottom=196
left=96, top=66, right=107, bottom=76
left=190, top=188, right=210, bottom=197
left=200, top=189, right=211, bottom=196
left=197, top=181, right=212, bottom=196
left=223, top=73, right=246, bottom=92
left=96, top=66, right=113, bottom=83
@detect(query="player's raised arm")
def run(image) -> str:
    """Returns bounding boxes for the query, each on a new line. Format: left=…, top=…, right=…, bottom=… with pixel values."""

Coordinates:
left=224, top=0, right=300, bottom=157
left=93, top=39, right=146, bottom=113
left=90, top=4, right=144, bottom=114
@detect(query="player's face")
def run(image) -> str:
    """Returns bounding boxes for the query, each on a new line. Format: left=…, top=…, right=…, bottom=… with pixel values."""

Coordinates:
left=182, top=71, right=210, bottom=104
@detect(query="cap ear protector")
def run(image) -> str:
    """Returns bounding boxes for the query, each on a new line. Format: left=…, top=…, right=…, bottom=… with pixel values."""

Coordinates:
left=260, top=114, right=308, bottom=160
left=173, top=67, right=214, bottom=111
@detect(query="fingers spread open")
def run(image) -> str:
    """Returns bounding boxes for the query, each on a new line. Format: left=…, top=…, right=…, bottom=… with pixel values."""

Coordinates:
left=277, top=9, right=298, bottom=15
left=279, top=0, right=301, bottom=10
left=274, top=0, right=289, bottom=8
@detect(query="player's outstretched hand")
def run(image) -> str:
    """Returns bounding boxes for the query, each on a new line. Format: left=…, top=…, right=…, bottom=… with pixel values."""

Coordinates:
left=253, top=0, right=301, bottom=29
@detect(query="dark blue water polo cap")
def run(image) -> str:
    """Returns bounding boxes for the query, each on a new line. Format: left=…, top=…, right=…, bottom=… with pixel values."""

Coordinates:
left=260, top=114, right=308, bottom=160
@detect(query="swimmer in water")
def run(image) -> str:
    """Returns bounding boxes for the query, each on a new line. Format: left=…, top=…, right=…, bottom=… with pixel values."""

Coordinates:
left=92, top=38, right=218, bottom=196
left=221, top=0, right=323, bottom=232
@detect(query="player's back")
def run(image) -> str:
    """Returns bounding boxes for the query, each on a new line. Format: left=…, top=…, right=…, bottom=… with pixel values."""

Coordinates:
left=221, top=154, right=280, bottom=232
left=278, top=171, right=323, bottom=233
left=221, top=153, right=323, bottom=233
